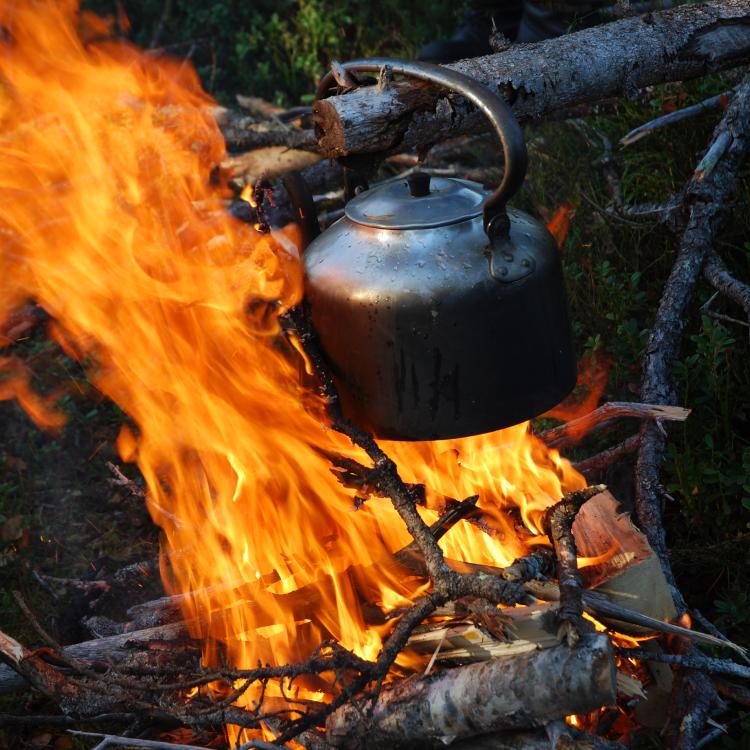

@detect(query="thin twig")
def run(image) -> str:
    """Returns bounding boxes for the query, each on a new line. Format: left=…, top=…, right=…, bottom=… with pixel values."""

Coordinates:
left=621, top=90, right=733, bottom=147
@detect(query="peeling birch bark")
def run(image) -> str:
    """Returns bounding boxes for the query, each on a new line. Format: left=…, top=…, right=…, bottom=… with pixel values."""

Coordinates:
left=325, top=634, right=616, bottom=749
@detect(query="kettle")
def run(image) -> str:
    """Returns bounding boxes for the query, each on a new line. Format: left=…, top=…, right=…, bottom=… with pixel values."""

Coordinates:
left=298, top=59, right=576, bottom=441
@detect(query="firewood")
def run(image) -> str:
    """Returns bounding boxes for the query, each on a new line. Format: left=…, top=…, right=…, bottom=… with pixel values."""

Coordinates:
left=313, top=1, right=750, bottom=159
left=572, top=490, right=676, bottom=633
left=325, top=634, right=616, bottom=749
left=0, top=622, right=193, bottom=694
left=406, top=602, right=561, bottom=663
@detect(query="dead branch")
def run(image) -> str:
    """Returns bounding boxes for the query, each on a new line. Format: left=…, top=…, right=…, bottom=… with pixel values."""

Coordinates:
left=313, top=1, right=750, bottom=159
left=538, top=402, right=689, bottom=449
left=703, top=248, right=750, bottom=338
left=632, top=72, right=750, bottom=750
left=620, top=89, right=734, bottom=147
left=542, top=486, right=605, bottom=645
left=573, top=434, right=640, bottom=478
left=620, top=648, right=750, bottom=682
left=635, top=71, right=750, bottom=612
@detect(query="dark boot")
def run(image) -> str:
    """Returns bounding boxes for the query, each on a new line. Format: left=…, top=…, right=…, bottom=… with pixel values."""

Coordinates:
left=418, top=2, right=524, bottom=63
left=516, top=0, right=607, bottom=42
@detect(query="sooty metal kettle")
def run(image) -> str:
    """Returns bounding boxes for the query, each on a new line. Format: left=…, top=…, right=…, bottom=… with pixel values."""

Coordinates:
left=300, top=59, right=576, bottom=441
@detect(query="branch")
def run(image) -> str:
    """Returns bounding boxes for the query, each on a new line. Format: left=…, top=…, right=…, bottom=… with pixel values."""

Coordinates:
left=542, top=486, right=606, bottom=646
left=313, top=1, right=750, bottom=158
left=620, top=649, right=750, bottom=682
left=703, top=248, right=750, bottom=339
left=620, top=89, right=733, bottom=147
left=538, top=401, right=689, bottom=449
left=635, top=71, right=750, bottom=614
left=633, top=68, right=750, bottom=750
left=573, top=434, right=640, bottom=478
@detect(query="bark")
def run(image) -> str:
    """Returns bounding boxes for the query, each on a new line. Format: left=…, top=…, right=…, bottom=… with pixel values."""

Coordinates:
left=543, top=486, right=605, bottom=645
left=635, top=72, right=750, bottom=615
left=325, top=634, right=616, bottom=749
left=573, top=434, right=640, bottom=478
left=0, top=622, right=192, bottom=694
left=313, top=0, right=750, bottom=159
left=703, top=248, right=750, bottom=320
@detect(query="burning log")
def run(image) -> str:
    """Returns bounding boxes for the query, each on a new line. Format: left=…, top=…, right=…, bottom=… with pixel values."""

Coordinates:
left=313, top=0, right=750, bottom=159
left=325, top=634, right=616, bottom=749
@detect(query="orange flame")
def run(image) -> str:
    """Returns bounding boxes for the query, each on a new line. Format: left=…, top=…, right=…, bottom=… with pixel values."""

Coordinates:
left=0, top=0, right=586, bottom=733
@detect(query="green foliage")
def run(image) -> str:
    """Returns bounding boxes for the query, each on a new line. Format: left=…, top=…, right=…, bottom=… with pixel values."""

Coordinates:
left=84, top=0, right=461, bottom=104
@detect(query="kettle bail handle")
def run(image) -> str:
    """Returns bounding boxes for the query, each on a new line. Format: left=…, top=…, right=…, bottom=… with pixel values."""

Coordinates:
left=315, top=59, right=528, bottom=240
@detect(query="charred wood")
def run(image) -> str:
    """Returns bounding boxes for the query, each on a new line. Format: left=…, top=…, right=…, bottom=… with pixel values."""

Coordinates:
left=542, top=486, right=604, bottom=645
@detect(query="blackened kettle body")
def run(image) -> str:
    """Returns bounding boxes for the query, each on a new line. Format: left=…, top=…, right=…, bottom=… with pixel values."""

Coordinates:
left=303, top=60, right=576, bottom=440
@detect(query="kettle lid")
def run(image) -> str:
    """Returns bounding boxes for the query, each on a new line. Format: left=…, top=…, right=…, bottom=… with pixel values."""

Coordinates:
left=345, top=173, right=486, bottom=230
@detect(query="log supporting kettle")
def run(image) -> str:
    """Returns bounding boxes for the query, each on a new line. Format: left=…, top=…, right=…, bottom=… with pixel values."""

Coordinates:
left=297, top=59, right=576, bottom=440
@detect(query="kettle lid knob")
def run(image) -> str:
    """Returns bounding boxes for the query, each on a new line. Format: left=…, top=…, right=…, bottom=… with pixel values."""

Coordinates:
left=406, top=171, right=431, bottom=197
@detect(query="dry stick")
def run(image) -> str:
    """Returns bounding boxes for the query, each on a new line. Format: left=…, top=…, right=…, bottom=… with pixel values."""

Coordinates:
left=523, top=580, right=746, bottom=654
left=537, top=401, right=689, bottom=450
left=620, top=90, right=734, bottom=147
left=270, top=309, right=528, bottom=744
left=691, top=609, right=750, bottom=667
left=0, top=627, right=89, bottom=704
left=634, top=71, right=750, bottom=750
left=636, top=72, right=750, bottom=612
left=619, top=649, right=750, bottom=682
left=68, top=729, right=222, bottom=750
left=703, top=248, right=750, bottom=341
left=542, top=485, right=606, bottom=646
left=283, top=307, right=525, bottom=606
left=573, top=433, right=640, bottom=478
left=313, top=1, right=750, bottom=158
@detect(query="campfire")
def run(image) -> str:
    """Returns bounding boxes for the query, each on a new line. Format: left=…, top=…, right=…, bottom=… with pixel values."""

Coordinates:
left=1, top=2, right=749, bottom=750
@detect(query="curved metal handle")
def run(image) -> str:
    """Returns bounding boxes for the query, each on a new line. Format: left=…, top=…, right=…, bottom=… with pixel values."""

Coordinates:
left=316, top=58, right=528, bottom=239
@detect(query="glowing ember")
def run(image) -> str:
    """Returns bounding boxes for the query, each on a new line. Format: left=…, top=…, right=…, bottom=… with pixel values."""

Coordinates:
left=0, top=0, right=586, bottom=736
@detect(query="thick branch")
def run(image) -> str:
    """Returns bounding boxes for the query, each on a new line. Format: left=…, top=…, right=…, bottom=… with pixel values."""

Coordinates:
left=326, top=634, right=616, bottom=749
left=314, top=1, right=750, bottom=158
left=635, top=72, right=750, bottom=614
